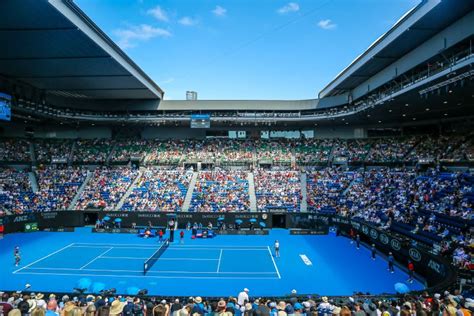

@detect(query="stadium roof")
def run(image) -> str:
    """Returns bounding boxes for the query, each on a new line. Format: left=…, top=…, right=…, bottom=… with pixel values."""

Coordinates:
left=319, top=0, right=474, bottom=98
left=0, top=0, right=163, bottom=101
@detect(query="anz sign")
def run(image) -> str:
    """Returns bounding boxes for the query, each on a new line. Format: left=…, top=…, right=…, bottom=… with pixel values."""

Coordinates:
left=409, top=248, right=422, bottom=262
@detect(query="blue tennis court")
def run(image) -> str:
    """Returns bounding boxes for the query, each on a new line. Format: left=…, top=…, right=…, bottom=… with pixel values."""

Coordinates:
left=13, top=243, right=280, bottom=279
left=0, top=228, right=424, bottom=296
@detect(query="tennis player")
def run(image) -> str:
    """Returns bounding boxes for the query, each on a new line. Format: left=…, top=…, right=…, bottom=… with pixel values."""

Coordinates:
left=274, top=240, right=280, bottom=258
left=14, top=246, right=20, bottom=266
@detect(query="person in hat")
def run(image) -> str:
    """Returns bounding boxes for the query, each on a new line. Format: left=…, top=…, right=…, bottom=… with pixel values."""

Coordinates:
left=318, top=297, right=333, bottom=316
left=109, top=299, right=125, bottom=316
left=274, top=241, right=280, bottom=258
left=238, top=289, right=249, bottom=306
left=35, top=294, right=46, bottom=310
left=216, top=300, right=228, bottom=316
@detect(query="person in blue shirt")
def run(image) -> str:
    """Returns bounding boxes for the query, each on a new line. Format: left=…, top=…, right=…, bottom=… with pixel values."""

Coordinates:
left=387, top=252, right=395, bottom=273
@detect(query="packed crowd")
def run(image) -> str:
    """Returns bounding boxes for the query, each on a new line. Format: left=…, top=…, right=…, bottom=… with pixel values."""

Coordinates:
left=304, top=166, right=473, bottom=270
left=0, top=288, right=473, bottom=316
left=35, top=166, right=88, bottom=211
left=34, top=140, right=73, bottom=163
left=0, top=168, right=35, bottom=216
left=111, top=140, right=149, bottom=162
left=295, top=139, right=333, bottom=164
left=122, top=168, right=192, bottom=212
left=1, top=135, right=474, bottom=164
left=190, top=170, right=250, bottom=212
left=255, top=169, right=301, bottom=211
left=0, top=139, right=31, bottom=162
left=306, top=168, right=361, bottom=213
left=73, top=139, right=114, bottom=163
left=75, top=167, right=139, bottom=211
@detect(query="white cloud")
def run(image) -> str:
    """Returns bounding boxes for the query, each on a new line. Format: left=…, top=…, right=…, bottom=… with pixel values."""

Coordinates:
left=147, top=6, right=169, bottom=22
left=114, top=24, right=171, bottom=49
left=317, top=19, right=337, bottom=30
left=178, top=17, right=198, bottom=26
left=212, top=5, right=227, bottom=17
left=161, top=77, right=175, bottom=84
left=277, top=2, right=300, bottom=14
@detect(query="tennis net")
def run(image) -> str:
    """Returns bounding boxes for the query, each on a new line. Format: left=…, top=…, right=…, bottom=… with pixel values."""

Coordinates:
left=143, top=239, right=170, bottom=274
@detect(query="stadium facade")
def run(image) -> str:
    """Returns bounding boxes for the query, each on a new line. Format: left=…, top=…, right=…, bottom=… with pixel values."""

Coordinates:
left=0, top=0, right=472, bottom=138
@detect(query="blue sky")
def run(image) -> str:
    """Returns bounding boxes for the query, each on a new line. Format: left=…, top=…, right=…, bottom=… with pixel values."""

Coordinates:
left=75, top=0, right=420, bottom=100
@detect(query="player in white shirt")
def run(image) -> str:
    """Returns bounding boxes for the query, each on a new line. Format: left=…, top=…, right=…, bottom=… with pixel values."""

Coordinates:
left=274, top=240, right=280, bottom=258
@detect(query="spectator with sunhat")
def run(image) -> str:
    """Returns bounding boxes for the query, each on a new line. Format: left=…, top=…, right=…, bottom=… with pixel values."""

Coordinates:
left=237, top=289, right=249, bottom=306
left=109, top=299, right=125, bottom=316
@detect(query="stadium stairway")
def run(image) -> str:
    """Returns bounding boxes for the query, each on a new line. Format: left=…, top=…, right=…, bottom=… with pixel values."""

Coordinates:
left=182, top=171, right=199, bottom=212
left=29, top=142, right=36, bottom=164
left=68, top=141, right=76, bottom=165
left=28, top=171, right=39, bottom=193
left=70, top=170, right=93, bottom=209
left=116, top=168, right=144, bottom=210
left=105, top=142, right=117, bottom=164
left=300, top=171, right=307, bottom=212
left=248, top=172, right=257, bottom=212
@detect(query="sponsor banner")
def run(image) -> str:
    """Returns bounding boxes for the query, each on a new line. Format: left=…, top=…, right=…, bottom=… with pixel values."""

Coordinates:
left=290, top=229, right=328, bottom=235
left=24, top=222, right=39, bottom=232
left=42, top=227, right=75, bottom=232
left=93, top=228, right=139, bottom=234
left=218, top=229, right=269, bottom=235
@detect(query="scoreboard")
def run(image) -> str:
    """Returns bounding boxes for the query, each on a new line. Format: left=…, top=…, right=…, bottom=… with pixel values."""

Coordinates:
left=0, top=92, right=11, bottom=121
left=190, top=114, right=210, bottom=128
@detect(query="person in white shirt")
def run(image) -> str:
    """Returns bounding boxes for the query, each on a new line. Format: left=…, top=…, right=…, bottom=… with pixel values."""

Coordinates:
left=237, top=288, right=249, bottom=306
left=274, top=240, right=280, bottom=258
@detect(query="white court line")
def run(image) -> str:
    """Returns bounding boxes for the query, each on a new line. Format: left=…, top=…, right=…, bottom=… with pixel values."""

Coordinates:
left=13, top=243, right=75, bottom=274
left=216, top=249, right=223, bottom=273
left=20, top=267, right=278, bottom=274
left=14, top=271, right=280, bottom=280
left=70, top=246, right=267, bottom=251
left=267, top=246, right=281, bottom=279
left=79, top=248, right=113, bottom=270
left=72, top=243, right=269, bottom=249
left=99, top=256, right=219, bottom=261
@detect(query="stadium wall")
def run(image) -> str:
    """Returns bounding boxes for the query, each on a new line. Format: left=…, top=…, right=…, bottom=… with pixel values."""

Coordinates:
left=0, top=123, right=112, bottom=139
